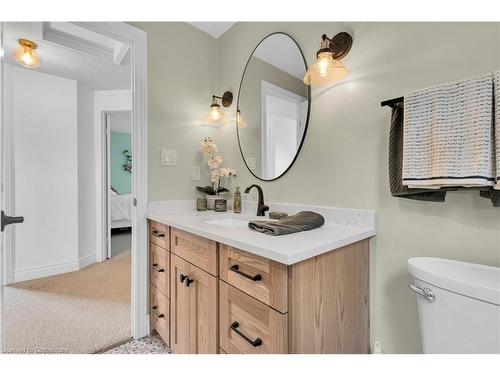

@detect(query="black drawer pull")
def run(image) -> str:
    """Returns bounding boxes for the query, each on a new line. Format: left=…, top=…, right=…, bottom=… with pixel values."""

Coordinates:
left=230, top=321, right=262, bottom=347
left=152, top=230, right=165, bottom=238
left=152, top=263, right=165, bottom=273
left=185, top=277, right=194, bottom=287
left=151, top=306, right=164, bottom=318
left=180, top=274, right=187, bottom=283
left=230, top=264, right=262, bottom=281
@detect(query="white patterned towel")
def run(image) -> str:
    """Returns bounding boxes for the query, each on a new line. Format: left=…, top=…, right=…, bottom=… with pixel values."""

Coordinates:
left=494, top=71, right=500, bottom=190
left=402, top=73, right=495, bottom=188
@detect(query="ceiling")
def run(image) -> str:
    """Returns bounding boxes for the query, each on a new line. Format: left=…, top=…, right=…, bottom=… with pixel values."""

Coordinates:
left=188, top=22, right=236, bottom=38
left=253, top=33, right=306, bottom=80
left=3, top=22, right=131, bottom=90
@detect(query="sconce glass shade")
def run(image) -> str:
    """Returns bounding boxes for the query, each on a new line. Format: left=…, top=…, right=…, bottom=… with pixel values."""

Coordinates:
left=202, top=102, right=227, bottom=126
left=236, top=110, right=247, bottom=129
left=13, top=39, right=41, bottom=69
left=303, top=51, right=348, bottom=86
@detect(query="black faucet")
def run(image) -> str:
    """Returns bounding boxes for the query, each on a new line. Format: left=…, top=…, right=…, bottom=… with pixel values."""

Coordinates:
left=244, top=184, right=269, bottom=217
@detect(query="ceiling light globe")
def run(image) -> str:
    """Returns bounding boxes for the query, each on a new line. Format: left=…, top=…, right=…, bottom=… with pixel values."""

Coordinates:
left=13, top=39, right=41, bottom=69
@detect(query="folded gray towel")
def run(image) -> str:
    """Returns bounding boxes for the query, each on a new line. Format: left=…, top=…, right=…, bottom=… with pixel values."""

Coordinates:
left=248, top=211, right=325, bottom=236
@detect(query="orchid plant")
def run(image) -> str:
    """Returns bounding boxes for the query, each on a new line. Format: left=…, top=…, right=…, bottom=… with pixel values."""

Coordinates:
left=196, top=138, right=236, bottom=196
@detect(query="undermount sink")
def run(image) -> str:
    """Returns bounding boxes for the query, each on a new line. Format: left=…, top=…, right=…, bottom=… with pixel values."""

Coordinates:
left=204, top=217, right=249, bottom=228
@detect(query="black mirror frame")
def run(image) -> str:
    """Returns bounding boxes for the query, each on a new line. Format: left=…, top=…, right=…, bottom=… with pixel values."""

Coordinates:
left=236, top=32, right=311, bottom=182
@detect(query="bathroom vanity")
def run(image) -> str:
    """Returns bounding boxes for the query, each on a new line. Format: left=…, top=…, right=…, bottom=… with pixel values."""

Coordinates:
left=146, top=201, right=376, bottom=354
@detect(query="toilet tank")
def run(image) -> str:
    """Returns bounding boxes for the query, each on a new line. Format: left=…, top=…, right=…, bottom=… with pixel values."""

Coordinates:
left=408, top=257, right=500, bottom=354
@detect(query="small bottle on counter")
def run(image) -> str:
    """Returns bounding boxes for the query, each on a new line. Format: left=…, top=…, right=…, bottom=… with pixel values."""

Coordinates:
left=233, top=187, right=242, bottom=213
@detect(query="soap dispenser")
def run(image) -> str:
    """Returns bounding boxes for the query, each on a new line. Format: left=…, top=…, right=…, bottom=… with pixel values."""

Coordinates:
left=233, top=187, right=242, bottom=214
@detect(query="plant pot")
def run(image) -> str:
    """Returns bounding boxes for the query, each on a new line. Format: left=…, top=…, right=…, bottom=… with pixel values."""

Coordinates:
left=206, top=195, right=220, bottom=210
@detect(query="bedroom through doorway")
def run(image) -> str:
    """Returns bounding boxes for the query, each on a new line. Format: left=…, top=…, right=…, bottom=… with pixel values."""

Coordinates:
left=106, top=111, right=133, bottom=259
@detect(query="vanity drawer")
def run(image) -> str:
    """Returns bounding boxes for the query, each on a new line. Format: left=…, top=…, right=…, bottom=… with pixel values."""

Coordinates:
left=220, top=244, right=288, bottom=313
left=219, top=281, right=288, bottom=354
left=171, top=228, right=218, bottom=276
left=150, top=284, right=170, bottom=346
left=150, top=221, right=170, bottom=250
left=150, top=243, right=169, bottom=297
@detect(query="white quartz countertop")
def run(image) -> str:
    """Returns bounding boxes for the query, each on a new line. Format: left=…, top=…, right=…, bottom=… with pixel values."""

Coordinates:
left=146, top=200, right=376, bottom=265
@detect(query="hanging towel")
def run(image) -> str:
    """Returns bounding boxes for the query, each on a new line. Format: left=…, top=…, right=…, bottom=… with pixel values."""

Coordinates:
left=494, top=71, right=500, bottom=190
left=388, top=102, right=447, bottom=202
left=402, top=73, right=495, bottom=188
left=248, top=211, right=325, bottom=236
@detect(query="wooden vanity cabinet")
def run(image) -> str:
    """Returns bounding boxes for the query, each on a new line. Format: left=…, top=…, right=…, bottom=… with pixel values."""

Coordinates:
left=148, top=219, right=370, bottom=354
left=170, top=253, right=218, bottom=354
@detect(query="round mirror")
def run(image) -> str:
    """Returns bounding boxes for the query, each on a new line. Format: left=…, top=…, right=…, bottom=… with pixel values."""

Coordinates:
left=237, top=33, right=310, bottom=181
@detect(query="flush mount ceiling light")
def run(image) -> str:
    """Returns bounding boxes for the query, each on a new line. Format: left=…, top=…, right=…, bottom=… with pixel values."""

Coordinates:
left=303, top=32, right=353, bottom=86
left=13, top=39, right=41, bottom=69
left=202, top=91, right=233, bottom=126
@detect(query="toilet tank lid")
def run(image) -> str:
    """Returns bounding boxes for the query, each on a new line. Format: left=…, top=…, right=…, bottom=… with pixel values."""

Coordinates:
left=408, top=257, right=500, bottom=305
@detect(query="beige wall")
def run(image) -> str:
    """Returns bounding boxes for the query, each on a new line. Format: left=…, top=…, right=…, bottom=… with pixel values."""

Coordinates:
left=216, top=23, right=500, bottom=353
left=136, top=22, right=500, bottom=353
left=130, top=22, right=219, bottom=200
left=239, top=56, right=307, bottom=177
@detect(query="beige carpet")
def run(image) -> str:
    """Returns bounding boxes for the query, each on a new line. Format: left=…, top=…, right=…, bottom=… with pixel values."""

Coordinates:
left=3, top=251, right=131, bottom=354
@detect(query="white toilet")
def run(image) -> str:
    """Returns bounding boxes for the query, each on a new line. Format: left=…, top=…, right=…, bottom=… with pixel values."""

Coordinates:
left=408, top=257, right=500, bottom=354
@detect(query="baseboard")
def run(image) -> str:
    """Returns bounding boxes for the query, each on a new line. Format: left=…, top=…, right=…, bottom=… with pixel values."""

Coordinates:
left=78, top=253, right=96, bottom=269
left=13, top=253, right=96, bottom=283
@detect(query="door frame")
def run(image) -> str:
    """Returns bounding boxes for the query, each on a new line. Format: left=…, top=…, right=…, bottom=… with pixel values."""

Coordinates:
left=260, top=80, right=307, bottom=179
left=86, top=22, right=148, bottom=339
left=0, top=22, right=149, bottom=341
left=103, top=110, right=132, bottom=260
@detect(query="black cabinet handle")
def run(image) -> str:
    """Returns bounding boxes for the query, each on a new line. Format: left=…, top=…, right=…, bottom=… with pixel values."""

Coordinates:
left=152, top=230, right=165, bottom=238
left=180, top=274, right=187, bottom=283
left=230, top=321, right=262, bottom=347
left=1, top=211, right=24, bottom=232
left=230, top=264, right=262, bottom=281
left=186, top=277, right=194, bottom=287
left=152, top=263, right=165, bottom=273
left=151, top=305, right=164, bottom=318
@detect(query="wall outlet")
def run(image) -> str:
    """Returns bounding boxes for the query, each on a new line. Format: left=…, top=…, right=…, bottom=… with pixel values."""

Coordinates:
left=373, top=340, right=382, bottom=354
left=192, top=166, right=200, bottom=181
left=161, top=149, right=177, bottom=166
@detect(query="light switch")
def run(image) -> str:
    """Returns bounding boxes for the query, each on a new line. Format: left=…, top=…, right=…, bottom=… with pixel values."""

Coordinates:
left=247, top=157, right=256, bottom=171
left=192, top=166, right=200, bottom=181
left=161, top=149, right=177, bottom=166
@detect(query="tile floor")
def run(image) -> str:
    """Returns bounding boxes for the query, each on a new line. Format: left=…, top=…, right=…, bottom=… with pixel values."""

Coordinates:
left=104, top=334, right=171, bottom=354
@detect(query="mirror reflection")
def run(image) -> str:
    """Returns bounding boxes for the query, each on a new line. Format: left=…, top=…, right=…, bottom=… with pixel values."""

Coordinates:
left=237, top=33, right=310, bottom=180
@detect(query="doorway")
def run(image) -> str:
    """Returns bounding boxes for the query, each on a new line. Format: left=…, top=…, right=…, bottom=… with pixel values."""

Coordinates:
left=105, top=111, right=133, bottom=259
left=0, top=22, right=148, bottom=353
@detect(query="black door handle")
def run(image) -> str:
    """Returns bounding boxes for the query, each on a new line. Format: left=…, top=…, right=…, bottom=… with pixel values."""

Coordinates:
left=230, top=264, right=262, bottom=281
left=185, top=277, right=194, bottom=287
left=1, top=211, right=24, bottom=232
left=230, top=321, right=262, bottom=347
left=180, top=274, right=188, bottom=283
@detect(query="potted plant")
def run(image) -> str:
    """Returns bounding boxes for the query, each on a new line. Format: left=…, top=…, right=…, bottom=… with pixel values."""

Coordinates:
left=197, top=138, right=236, bottom=209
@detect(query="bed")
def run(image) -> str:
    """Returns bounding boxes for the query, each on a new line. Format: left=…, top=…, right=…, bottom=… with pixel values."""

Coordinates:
left=110, top=192, right=132, bottom=229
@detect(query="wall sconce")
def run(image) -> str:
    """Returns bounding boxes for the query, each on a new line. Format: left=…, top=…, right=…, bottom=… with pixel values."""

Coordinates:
left=13, top=39, right=41, bottom=69
left=236, top=110, right=247, bottom=129
left=303, top=32, right=353, bottom=86
left=202, top=91, right=233, bottom=126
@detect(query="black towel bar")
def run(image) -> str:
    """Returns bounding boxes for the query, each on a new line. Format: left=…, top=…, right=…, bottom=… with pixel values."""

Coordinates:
left=381, top=96, right=404, bottom=107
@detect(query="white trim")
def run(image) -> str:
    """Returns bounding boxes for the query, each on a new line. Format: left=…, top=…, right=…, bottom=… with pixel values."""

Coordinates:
left=85, top=22, right=149, bottom=339
left=78, top=253, right=96, bottom=269
left=13, top=253, right=95, bottom=283
left=105, top=113, right=112, bottom=260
